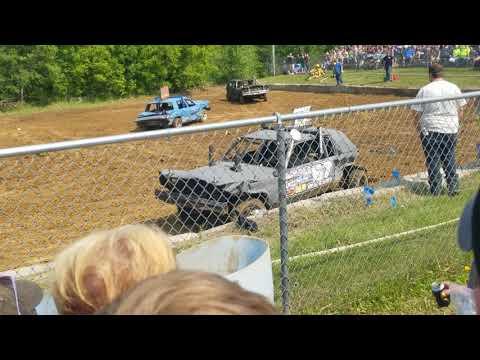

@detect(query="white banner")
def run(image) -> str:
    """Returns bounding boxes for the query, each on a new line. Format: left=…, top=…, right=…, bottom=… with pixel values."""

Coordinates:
left=293, top=106, right=312, bottom=127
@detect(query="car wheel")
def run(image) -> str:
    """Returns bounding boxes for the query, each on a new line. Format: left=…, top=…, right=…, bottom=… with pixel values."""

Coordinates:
left=239, top=95, right=245, bottom=104
left=262, top=94, right=268, bottom=102
left=233, top=198, right=266, bottom=219
left=343, top=167, right=368, bottom=189
left=172, top=117, right=182, bottom=128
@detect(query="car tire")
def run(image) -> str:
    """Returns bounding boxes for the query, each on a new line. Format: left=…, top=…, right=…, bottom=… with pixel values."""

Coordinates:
left=239, top=95, right=245, bottom=104
left=233, top=198, right=266, bottom=219
left=262, top=94, right=268, bottom=102
left=172, top=117, right=182, bottom=128
left=342, top=167, right=368, bottom=189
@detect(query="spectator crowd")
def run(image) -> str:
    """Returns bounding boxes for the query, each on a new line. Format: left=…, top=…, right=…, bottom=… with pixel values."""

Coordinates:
left=322, top=45, right=480, bottom=70
left=283, top=52, right=311, bottom=74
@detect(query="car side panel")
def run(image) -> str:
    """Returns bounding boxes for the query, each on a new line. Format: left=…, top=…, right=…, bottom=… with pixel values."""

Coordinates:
left=285, top=158, right=337, bottom=198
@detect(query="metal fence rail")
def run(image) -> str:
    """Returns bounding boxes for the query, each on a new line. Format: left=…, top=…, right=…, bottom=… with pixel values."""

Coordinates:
left=274, top=91, right=480, bottom=314
left=1, top=91, right=479, bottom=314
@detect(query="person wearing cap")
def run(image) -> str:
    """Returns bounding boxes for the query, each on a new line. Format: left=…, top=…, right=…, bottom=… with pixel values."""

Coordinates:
left=0, top=272, right=44, bottom=315
left=411, top=64, right=467, bottom=197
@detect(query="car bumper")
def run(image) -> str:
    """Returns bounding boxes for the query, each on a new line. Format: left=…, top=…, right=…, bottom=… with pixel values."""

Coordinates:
left=242, top=90, right=268, bottom=97
left=136, top=118, right=170, bottom=128
left=155, top=189, right=230, bottom=214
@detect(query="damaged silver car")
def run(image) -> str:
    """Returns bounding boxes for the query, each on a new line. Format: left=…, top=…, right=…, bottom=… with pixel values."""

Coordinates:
left=155, top=126, right=367, bottom=220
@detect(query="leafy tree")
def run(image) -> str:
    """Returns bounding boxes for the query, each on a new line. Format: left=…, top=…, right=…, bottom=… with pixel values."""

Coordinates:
left=216, top=45, right=261, bottom=82
left=70, top=46, right=126, bottom=99
left=0, top=45, right=334, bottom=106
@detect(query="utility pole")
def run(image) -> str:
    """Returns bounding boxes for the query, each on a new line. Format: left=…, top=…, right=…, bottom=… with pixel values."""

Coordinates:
left=272, top=45, right=276, bottom=76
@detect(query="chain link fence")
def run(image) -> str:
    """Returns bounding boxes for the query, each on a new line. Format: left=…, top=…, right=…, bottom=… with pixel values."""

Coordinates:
left=1, top=91, right=479, bottom=313
left=274, top=92, right=480, bottom=313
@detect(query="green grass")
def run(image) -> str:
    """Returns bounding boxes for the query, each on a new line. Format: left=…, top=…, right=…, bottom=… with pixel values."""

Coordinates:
left=0, top=96, right=151, bottom=118
left=205, top=172, right=480, bottom=314
left=261, top=67, right=480, bottom=90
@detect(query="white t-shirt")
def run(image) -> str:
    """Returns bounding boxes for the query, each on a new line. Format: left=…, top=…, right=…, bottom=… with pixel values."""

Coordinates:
left=411, top=79, right=467, bottom=134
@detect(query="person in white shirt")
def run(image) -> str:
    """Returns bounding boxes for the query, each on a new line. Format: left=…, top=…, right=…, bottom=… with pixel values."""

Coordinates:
left=411, top=64, right=467, bottom=196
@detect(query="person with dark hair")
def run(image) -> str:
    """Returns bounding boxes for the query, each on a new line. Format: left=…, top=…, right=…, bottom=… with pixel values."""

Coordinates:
left=411, top=64, right=467, bottom=196
left=333, top=58, right=343, bottom=86
left=382, top=52, right=394, bottom=81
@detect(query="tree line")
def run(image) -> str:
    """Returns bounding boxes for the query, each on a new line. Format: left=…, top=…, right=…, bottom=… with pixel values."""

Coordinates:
left=0, top=45, right=333, bottom=105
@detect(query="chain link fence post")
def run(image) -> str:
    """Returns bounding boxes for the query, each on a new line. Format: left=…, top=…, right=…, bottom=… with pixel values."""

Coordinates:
left=275, top=112, right=290, bottom=314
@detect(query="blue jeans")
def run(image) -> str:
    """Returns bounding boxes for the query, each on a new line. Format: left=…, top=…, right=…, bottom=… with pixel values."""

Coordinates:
left=335, top=73, right=343, bottom=85
left=420, top=132, right=459, bottom=195
left=384, top=65, right=392, bottom=81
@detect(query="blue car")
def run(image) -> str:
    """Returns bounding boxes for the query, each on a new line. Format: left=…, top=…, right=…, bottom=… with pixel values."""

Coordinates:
left=136, top=96, right=210, bottom=129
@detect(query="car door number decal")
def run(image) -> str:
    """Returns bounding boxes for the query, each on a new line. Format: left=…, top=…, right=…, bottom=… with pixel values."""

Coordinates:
left=286, top=160, right=334, bottom=196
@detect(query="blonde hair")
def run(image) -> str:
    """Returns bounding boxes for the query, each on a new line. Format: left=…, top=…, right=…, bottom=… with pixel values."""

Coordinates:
left=53, top=224, right=176, bottom=314
left=97, top=270, right=279, bottom=315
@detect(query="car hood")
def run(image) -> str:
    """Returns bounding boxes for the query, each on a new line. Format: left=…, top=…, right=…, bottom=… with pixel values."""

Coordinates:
left=161, top=161, right=275, bottom=188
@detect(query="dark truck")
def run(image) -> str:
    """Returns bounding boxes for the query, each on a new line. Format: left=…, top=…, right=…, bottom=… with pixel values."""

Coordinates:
left=155, top=126, right=367, bottom=220
left=226, top=79, right=269, bottom=103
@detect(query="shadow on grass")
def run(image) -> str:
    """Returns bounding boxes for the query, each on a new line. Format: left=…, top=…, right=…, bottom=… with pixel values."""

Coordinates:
left=143, top=211, right=231, bottom=236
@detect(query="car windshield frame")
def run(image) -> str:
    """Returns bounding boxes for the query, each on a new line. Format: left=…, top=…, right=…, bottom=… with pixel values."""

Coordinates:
left=222, top=137, right=281, bottom=168
left=145, top=101, right=173, bottom=112
left=145, top=103, right=158, bottom=112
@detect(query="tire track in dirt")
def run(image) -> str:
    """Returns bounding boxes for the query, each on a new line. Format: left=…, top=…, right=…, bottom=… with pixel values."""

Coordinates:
left=1, top=86, right=479, bottom=270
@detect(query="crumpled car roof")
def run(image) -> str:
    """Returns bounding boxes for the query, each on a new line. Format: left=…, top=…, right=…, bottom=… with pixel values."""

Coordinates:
left=244, top=129, right=316, bottom=142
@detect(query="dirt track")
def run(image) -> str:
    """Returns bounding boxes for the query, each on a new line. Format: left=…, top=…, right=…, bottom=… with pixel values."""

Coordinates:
left=1, top=86, right=479, bottom=270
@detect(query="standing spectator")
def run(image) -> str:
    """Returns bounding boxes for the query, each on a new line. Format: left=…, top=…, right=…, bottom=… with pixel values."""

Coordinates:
left=299, top=53, right=305, bottom=73
left=440, top=45, right=450, bottom=64
left=382, top=52, right=394, bottom=81
left=286, top=53, right=294, bottom=74
left=404, top=46, right=414, bottom=66
left=411, top=64, right=467, bottom=196
left=304, top=52, right=310, bottom=72
left=353, top=45, right=359, bottom=70
left=333, top=58, right=343, bottom=86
